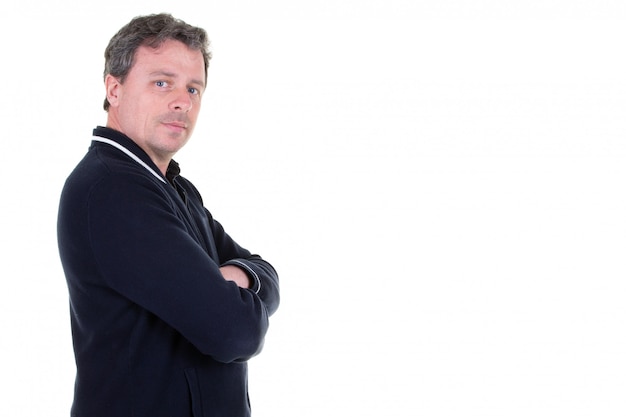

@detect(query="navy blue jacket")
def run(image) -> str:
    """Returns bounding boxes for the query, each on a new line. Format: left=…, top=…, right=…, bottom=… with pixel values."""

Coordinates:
left=57, top=127, right=280, bottom=417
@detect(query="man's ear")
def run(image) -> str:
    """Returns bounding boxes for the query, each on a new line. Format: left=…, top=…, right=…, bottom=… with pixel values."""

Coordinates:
left=105, top=74, right=122, bottom=108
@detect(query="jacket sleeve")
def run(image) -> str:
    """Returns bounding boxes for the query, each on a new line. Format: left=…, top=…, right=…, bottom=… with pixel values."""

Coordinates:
left=182, top=177, right=280, bottom=316
left=212, top=220, right=280, bottom=316
left=88, top=173, right=276, bottom=363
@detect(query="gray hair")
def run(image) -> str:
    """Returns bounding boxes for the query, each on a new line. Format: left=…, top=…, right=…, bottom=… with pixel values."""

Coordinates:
left=103, top=13, right=212, bottom=111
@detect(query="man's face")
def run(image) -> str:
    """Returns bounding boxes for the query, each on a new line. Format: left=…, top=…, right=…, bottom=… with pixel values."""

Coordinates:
left=106, top=39, right=206, bottom=169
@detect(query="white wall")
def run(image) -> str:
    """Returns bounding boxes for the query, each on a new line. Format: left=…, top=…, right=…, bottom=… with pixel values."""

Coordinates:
left=2, top=1, right=625, bottom=416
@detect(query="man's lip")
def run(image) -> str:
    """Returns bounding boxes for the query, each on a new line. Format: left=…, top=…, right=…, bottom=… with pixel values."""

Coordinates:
left=163, top=121, right=187, bottom=129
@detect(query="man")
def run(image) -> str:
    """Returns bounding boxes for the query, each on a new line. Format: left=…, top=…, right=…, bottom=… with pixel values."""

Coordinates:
left=57, top=14, right=280, bottom=417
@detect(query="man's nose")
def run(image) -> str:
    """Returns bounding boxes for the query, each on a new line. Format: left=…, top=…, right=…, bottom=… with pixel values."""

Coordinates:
left=170, top=89, right=192, bottom=112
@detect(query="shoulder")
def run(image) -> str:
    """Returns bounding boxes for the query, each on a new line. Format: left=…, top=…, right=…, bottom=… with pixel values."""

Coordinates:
left=62, top=147, right=172, bottom=211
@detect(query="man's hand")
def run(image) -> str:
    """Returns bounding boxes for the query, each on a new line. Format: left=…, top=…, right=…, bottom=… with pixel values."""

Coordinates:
left=219, top=265, right=251, bottom=289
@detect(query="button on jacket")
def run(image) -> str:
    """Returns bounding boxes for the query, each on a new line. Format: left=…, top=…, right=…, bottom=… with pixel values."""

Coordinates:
left=57, top=127, right=280, bottom=417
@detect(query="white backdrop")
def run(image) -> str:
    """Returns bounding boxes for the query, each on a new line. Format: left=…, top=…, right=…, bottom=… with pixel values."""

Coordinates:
left=2, top=1, right=625, bottom=416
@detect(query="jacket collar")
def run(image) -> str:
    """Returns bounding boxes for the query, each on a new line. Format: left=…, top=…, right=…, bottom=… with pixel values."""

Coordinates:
left=91, top=126, right=180, bottom=184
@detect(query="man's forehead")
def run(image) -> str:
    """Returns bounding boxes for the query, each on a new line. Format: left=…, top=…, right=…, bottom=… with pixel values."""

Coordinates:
left=133, top=41, right=206, bottom=80
left=136, top=40, right=202, bottom=60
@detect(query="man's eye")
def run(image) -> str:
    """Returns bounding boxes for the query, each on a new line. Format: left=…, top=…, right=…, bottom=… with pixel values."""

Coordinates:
left=188, top=87, right=199, bottom=95
left=155, top=81, right=167, bottom=87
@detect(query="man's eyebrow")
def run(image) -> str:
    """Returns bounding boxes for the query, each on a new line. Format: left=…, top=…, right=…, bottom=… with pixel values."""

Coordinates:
left=190, top=78, right=206, bottom=88
left=149, top=70, right=175, bottom=78
left=149, top=70, right=205, bottom=88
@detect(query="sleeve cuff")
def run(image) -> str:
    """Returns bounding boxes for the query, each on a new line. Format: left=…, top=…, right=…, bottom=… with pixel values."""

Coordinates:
left=221, top=259, right=261, bottom=294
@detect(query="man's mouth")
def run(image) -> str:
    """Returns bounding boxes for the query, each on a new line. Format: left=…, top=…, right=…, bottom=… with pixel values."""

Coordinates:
left=163, top=121, right=187, bottom=132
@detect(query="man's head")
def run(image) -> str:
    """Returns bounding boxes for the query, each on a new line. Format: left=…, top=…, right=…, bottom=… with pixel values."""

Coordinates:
left=103, top=14, right=212, bottom=172
left=103, top=14, right=211, bottom=111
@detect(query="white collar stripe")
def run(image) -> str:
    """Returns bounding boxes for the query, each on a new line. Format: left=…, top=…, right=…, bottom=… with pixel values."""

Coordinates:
left=92, top=136, right=166, bottom=183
